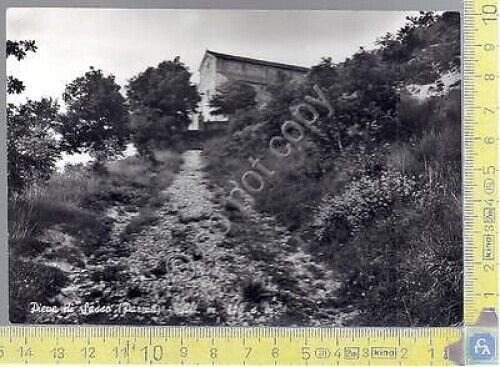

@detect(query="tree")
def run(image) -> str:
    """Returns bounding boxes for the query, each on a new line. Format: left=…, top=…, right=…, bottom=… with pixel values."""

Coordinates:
left=7, top=99, right=60, bottom=191
left=209, top=80, right=257, bottom=116
left=309, top=57, right=338, bottom=89
left=6, top=40, right=61, bottom=192
left=6, top=40, right=37, bottom=94
left=59, top=67, right=129, bottom=164
left=126, top=57, right=200, bottom=154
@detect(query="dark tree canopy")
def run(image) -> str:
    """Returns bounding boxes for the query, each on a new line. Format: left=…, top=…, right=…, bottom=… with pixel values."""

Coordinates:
left=6, top=40, right=37, bottom=94
left=126, top=57, right=200, bottom=153
left=59, top=67, right=129, bottom=160
left=209, top=80, right=257, bottom=116
left=7, top=98, right=60, bottom=191
left=6, top=40, right=61, bottom=191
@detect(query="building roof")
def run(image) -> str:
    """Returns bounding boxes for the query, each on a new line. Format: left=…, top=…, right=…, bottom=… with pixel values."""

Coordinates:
left=202, top=50, right=310, bottom=73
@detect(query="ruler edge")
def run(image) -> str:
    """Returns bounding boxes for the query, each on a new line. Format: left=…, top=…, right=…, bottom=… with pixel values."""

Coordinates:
left=463, top=0, right=500, bottom=326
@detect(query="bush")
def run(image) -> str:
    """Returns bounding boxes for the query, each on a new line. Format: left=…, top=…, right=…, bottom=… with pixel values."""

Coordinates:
left=7, top=99, right=60, bottom=192
left=311, top=149, right=461, bottom=326
left=314, top=170, right=418, bottom=244
left=122, top=208, right=160, bottom=237
left=8, top=175, right=107, bottom=249
left=252, top=144, right=323, bottom=229
left=201, top=11, right=462, bottom=327
left=209, top=80, right=257, bottom=116
left=241, top=279, right=268, bottom=303
left=9, top=260, right=68, bottom=323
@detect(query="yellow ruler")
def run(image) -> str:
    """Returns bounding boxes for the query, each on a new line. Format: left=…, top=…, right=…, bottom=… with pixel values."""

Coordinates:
left=0, top=0, right=498, bottom=365
left=0, top=327, right=461, bottom=365
left=463, top=0, right=499, bottom=326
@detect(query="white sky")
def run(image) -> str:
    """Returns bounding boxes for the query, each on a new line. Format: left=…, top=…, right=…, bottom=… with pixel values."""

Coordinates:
left=7, top=8, right=417, bottom=105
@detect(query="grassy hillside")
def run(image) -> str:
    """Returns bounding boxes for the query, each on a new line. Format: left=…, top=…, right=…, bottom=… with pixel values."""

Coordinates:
left=9, top=150, right=183, bottom=322
left=203, top=11, right=462, bottom=326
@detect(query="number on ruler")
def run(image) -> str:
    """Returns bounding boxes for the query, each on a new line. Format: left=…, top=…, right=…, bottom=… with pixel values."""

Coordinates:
left=180, top=346, right=188, bottom=358
left=482, top=4, right=497, bottom=25
left=334, top=348, right=341, bottom=358
left=484, top=263, right=495, bottom=272
left=113, top=346, right=130, bottom=359
left=301, top=346, right=311, bottom=360
left=271, top=347, right=279, bottom=359
left=483, top=166, right=496, bottom=174
left=81, top=346, right=96, bottom=359
left=18, top=346, right=33, bottom=359
left=51, top=347, right=65, bottom=360
left=244, top=347, right=252, bottom=359
left=483, top=106, right=495, bottom=114
left=400, top=348, right=408, bottom=359
left=484, top=73, right=496, bottom=81
left=209, top=347, right=218, bottom=359
left=363, top=348, right=370, bottom=358
left=141, top=345, right=163, bottom=362
left=484, top=43, right=495, bottom=51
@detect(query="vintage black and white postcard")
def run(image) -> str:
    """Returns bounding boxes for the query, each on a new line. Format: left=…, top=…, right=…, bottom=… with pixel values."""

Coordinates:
left=6, top=7, right=462, bottom=326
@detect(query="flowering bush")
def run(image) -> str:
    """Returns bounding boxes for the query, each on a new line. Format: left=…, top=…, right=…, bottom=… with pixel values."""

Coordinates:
left=314, top=170, right=418, bottom=243
left=311, top=169, right=461, bottom=326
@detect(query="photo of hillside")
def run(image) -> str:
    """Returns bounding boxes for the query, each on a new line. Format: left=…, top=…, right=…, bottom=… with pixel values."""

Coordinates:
left=7, top=9, right=462, bottom=326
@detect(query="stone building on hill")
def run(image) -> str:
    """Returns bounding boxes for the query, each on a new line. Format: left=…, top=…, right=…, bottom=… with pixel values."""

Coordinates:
left=192, top=50, right=309, bottom=130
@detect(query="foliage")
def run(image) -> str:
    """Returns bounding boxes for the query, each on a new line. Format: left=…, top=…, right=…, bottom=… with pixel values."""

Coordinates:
left=209, top=80, right=257, bottom=116
left=9, top=148, right=183, bottom=323
left=308, top=49, right=400, bottom=159
left=376, top=11, right=461, bottom=83
left=6, top=40, right=61, bottom=192
left=311, top=87, right=462, bottom=325
left=6, top=40, right=37, bottom=94
left=10, top=260, right=68, bottom=323
left=127, top=57, right=200, bottom=154
left=314, top=170, right=418, bottom=243
left=203, top=11, right=462, bottom=326
left=7, top=98, right=60, bottom=191
left=58, top=67, right=130, bottom=162
left=315, top=171, right=461, bottom=326
left=6, top=40, right=37, bottom=60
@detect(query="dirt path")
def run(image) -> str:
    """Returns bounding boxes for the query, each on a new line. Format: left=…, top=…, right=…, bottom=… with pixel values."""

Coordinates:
left=34, top=150, right=352, bottom=326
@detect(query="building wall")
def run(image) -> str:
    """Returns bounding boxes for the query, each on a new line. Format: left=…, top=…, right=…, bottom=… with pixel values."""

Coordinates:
left=216, top=58, right=305, bottom=86
left=198, top=53, right=218, bottom=124
left=195, top=54, right=307, bottom=130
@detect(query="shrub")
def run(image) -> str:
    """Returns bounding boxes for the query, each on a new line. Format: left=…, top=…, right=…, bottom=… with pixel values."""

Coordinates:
left=241, top=279, right=268, bottom=303
left=122, top=208, right=160, bottom=238
left=9, top=260, right=68, bottom=323
left=200, top=11, right=462, bottom=327
left=253, top=145, right=323, bottom=229
left=314, top=170, right=418, bottom=244
left=312, top=169, right=461, bottom=326
left=7, top=99, right=60, bottom=192
left=209, top=80, right=257, bottom=116
left=8, top=174, right=107, bottom=247
left=9, top=147, right=183, bottom=321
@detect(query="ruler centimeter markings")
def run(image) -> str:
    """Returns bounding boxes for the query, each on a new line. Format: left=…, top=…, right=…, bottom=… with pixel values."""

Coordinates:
left=0, top=327, right=462, bottom=365
left=0, top=0, right=498, bottom=365
left=463, top=0, right=499, bottom=326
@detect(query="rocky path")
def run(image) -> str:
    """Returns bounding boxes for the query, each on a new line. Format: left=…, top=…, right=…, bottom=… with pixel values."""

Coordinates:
left=33, top=150, right=351, bottom=326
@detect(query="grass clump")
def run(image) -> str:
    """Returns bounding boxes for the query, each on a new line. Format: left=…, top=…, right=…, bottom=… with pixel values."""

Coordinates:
left=9, top=260, right=68, bottom=323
